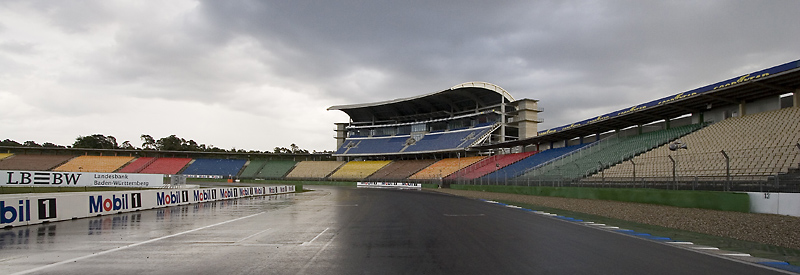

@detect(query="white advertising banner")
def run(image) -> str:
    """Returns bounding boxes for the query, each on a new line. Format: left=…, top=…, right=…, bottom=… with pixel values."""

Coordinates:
left=356, top=182, right=422, bottom=189
left=1, top=170, right=165, bottom=188
left=0, top=185, right=296, bottom=228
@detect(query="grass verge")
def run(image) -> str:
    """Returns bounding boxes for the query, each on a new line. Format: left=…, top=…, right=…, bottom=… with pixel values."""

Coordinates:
left=497, top=199, right=800, bottom=265
left=451, top=185, right=750, bottom=212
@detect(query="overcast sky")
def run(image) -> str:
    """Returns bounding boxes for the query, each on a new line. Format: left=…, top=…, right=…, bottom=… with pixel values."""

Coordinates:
left=1, top=1, right=799, bottom=152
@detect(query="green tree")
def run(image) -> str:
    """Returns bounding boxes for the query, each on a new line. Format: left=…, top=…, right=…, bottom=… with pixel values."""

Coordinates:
left=73, top=134, right=118, bottom=149
left=140, top=134, right=156, bottom=150
left=0, top=139, right=22, bottom=146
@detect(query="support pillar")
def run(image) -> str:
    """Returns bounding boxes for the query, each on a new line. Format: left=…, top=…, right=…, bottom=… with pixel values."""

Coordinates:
left=794, top=89, right=799, bottom=108
left=739, top=100, right=747, bottom=117
left=500, top=96, right=506, bottom=142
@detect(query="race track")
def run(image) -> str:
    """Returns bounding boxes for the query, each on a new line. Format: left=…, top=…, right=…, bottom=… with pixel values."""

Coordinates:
left=0, top=186, right=789, bottom=274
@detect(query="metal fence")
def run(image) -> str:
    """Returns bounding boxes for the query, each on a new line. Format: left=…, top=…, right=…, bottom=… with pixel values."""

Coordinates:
left=444, top=143, right=800, bottom=192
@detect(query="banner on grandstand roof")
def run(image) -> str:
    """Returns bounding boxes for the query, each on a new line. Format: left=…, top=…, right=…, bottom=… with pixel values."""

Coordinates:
left=537, top=59, right=800, bottom=136
left=1, top=170, right=165, bottom=188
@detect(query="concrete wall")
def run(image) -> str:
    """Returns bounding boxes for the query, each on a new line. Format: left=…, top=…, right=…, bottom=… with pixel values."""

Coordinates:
left=747, top=192, right=800, bottom=217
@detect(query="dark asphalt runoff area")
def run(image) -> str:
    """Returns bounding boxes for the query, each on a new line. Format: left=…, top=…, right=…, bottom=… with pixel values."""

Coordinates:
left=0, top=185, right=790, bottom=274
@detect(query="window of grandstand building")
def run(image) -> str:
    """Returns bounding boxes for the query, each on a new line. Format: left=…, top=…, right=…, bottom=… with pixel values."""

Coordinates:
left=411, top=123, right=426, bottom=133
left=430, top=122, right=447, bottom=132
left=398, top=125, right=411, bottom=135
left=448, top=118, right=470, bottom=130
left=373, top=127, right=396, bottom=136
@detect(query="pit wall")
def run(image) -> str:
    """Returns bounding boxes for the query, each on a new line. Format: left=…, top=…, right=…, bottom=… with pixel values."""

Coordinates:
left=0, top=185, right=295, bottom=228
left=747, top=192, right=800, bottom=217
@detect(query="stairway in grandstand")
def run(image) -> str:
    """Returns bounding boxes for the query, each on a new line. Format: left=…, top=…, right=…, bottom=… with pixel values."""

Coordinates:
left=593, top=107, right=800, bottom=180
left=520, top=123, right=704, bottom=181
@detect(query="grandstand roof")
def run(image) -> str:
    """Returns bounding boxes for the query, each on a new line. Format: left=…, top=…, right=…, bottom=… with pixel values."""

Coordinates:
left=475, top=59, right=800, bottom=149
left=328, top=82, right=515, bottom=124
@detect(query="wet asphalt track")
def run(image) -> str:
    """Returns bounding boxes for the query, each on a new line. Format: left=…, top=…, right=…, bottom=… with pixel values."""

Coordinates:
left=0, top=185, right=789, bottom=274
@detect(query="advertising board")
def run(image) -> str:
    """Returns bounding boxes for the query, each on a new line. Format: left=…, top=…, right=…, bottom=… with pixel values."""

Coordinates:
left=0, top=185, right=296, bottom=228
left=2, top=170, right=165, bottom=188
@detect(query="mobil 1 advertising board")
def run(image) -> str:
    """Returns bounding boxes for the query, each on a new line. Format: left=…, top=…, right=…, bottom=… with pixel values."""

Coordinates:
left=2, top=170, right=164, bottom=188
left=0, top=185, right=296, bottom=228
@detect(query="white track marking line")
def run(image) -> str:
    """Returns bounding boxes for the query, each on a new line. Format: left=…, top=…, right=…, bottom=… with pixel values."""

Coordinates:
left=237, top=228, right=271, bottom=243
left=297, top=230, right=337, bottom=275
left=11, top=212, right=265, bottom=275
left=694, top=247, right=720, bottom=250
left=302, top=227, right=330, bottom=246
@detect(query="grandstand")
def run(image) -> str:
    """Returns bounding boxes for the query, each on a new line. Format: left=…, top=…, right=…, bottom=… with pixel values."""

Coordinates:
left=53, top=156, right=135, bottom=173
left=237, top=159, right=298, bottom=179
left=140, top=157, right=192, bottom=174
left=0, top=155, right=75, bottom=171
left=329, top=82, right=542, bottom=158
left=408, top=156, right=485, bottom=180
left=181, top=158, right=247, bottom=177
left=255, top=160, right=298, bottom=179
left=117, top=157, right=154, bottom=173
left=446, top=151, right=538, bottom=180
left=519, top=123, right=704, bottom=181
left=0, top=59, right=797, bottom=192
left=367, top=159, right=438, bottom=181
left=285, top=161, right=345, bottom=179
left=482, top=143, right=591, bottom=182
left=328, top=160, right=392, bottom=181
left=593, top=107, right=800, bottom=180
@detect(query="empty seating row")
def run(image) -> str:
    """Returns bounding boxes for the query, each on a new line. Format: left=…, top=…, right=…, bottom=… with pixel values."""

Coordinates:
left=485, top=143, right=591, bottom=181
left=447, top=151, right=538, bottom=180
left=335, top=124, right=496, bottom=155
left=53, top=156, right=135, bottom=173
left=524, top=124, right=702, bottom=180
left=367, top=159, right=438, bottom=181
left=181, top=158, right=247, bottom=177
left=408, top=156, right=485, bottom=180
left=404, top=126, right=494, bottom=153
left=595, top=107, right=800, bottom=179
left=285, top=161, right=345, bottom=179
left=328, top=160, right=392, bottom=180
left=256, top=160, right=298, bottom=179
left=0, top=155, right=75, bottom=171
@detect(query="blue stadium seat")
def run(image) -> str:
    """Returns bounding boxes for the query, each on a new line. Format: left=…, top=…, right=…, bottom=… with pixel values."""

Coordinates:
left=182, top=158, right=247, bottom=177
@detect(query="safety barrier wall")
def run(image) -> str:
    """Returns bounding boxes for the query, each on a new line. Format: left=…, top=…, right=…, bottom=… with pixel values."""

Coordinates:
left=0, top=185, right=296, bottom=228
left=2, top=170, right=165, bottom=188
left=356, top=182, right=421, bottom=189
left=747, top=192, right=800, bottom=217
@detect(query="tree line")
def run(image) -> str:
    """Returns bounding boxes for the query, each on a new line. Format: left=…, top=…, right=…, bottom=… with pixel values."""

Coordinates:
left=1, top=134, right=322, bottom=154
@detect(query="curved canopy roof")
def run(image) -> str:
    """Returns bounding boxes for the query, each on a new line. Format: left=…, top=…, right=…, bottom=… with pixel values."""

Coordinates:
left=328, top=82, right=514, bottom=124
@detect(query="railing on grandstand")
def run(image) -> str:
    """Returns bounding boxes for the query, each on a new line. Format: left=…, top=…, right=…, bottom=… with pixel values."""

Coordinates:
left=451, top=143, right=800, bottom=193
left=519, top=136, right=608, bottom=176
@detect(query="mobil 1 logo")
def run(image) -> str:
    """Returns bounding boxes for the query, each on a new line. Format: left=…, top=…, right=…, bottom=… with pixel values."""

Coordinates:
left=38, top=198, right=56, bottom=219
